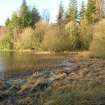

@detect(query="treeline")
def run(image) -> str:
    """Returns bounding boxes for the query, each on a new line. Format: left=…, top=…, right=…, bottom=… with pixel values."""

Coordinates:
left=1, top=0, right=105, bottom=57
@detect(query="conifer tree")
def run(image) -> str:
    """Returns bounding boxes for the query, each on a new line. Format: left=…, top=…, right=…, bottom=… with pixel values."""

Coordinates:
left=66, top=0, right=78, bottom=22
left=32, top=7, right=40, bottom=26
left=5, top=18, right=10, bottom=26
left=57, top=1, right=64, bottom=25
left=86, top=0, right=96, bottom=24
left=19, top=0, right=32, bottom=28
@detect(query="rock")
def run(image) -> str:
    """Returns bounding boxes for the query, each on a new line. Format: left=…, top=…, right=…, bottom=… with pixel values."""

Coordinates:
left=59, top=61, right=80, bottom=74
left=49, top=73, right=67, bottom=81
left=18, top=97, right=33, bottom=105
left=59, top=61, right=72, bottom=67
left=98, top=96, right=105, bottom=105
left=33, top=69, right=54, bottom=79
left=31, top=79, right=52, bottom=92
left=5, top=79, right=26, bottom=91
left=0, top=90, right=10, bottom=101
left=40, top=70, right=52, bottom=78
left=61, top=65, right=80, bottom=74
left=0, top=80, right=6, bottom=90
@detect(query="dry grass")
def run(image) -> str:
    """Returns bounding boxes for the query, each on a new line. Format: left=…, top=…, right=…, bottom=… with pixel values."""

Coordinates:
left=78, top=51, right=90, bottom=59
left=90, top=20, right=105, bottom=58
left=44, top=80, right=105, bottom=105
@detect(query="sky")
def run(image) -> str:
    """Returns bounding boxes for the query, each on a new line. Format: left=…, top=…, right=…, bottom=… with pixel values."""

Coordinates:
left=0, top=0, right=86, bottom=26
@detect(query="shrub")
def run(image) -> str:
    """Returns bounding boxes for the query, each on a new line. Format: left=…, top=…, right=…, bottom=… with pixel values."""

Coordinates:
left=0, top=32, right=13, bottom=50
left=15, top=27, right=35, bottom=50
left=65, top=21, right=80, bottom=50
left=79, top=19, right=93, bottom=50
left=34, top=21, right=49, bottom=50
left=16, top=21, right=49, bottom=51
left=90, top=20, right=105, bottom=58
left=42, top=26, right=71, bottom=52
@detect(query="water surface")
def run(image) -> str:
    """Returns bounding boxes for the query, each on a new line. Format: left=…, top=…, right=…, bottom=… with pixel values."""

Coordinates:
left=0, top=52, right=71, bottom=79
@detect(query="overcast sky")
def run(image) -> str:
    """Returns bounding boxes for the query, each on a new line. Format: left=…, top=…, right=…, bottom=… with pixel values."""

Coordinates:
left=0, top=0, right=86, bottom=25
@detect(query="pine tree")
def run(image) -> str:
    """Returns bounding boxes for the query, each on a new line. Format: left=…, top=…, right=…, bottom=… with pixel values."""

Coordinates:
left=66, top=0, right=78, bottom=22
left=20, top=0, right=28, bottom=17
left=32, top=7, right=40, bottom=26
left=5, top=0, right=40, bottom=30
left=19, top=0, right=32, bottom=28
left=57, top=1, right=64, bottom=25
left=5, top=18, right=10, bottom=26
left=22, top=0, right=26, bottom=5
left=19, top=0, right=40, bottom=28
left=86, top=0, right=96, bottom=24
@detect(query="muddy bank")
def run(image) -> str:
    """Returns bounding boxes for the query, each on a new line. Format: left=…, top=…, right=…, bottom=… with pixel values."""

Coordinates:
left=0, top=59, right=105, bottom=105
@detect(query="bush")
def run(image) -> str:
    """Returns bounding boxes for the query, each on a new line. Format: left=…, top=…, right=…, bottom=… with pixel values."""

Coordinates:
left=90, top=20, right=105, bottom=58
left=42, top=26, right=71, bottom=52
left=16, top=21, right=49, bottom=51
left=16, top=27, right=35, bottom=50
left=65, top=21, right=80, bottom=50
left=0, top=32, right=13, bottom=50
left=79, top=19, right=93, bottom=50
left=34, top=21, right=49, bottom=50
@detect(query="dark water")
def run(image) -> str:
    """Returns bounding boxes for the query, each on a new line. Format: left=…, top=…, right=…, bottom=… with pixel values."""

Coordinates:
left=0, top=52, right=71, bottom=79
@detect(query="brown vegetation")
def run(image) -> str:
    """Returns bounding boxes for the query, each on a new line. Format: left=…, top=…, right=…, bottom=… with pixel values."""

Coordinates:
left=0, top=26, right=7, bottom=40
left=0, top=58, right=105, bottom=105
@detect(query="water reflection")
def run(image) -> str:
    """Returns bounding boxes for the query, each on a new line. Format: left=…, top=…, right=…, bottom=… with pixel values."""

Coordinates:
left=0, top=57, right=6, bottom=80
left=0, top=52, right=70, bottom=79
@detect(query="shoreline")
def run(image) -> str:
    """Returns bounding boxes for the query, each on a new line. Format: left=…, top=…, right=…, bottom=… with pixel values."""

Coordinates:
left=0, top=49, right=80, bottom=53
left=0, top=59, right=105, bottom=104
